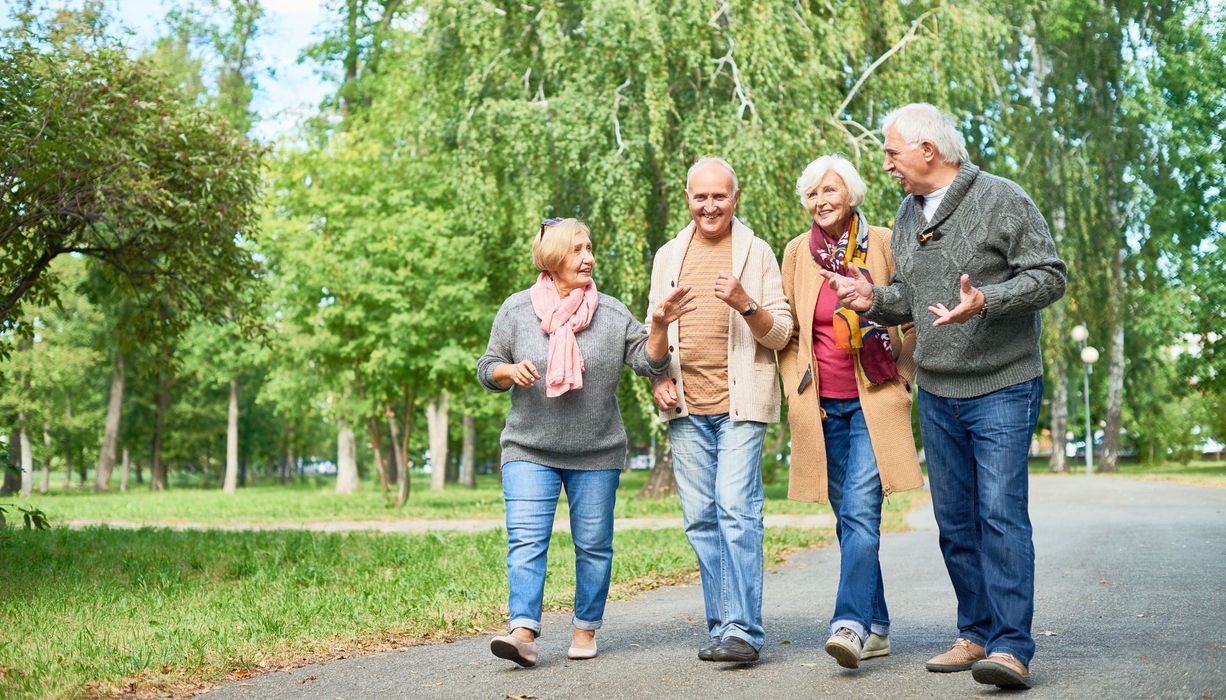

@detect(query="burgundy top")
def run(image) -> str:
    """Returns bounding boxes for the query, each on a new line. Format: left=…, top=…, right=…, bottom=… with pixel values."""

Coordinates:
left=813, top=283, right=859, bottom=399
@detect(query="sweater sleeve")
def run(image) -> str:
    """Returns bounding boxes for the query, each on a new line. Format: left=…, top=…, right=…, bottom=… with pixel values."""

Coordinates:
left=623, top=309, right=670, bottom=378
left=867, top=277, right=915, bottom=326
left=755, top=239, right=793, bottom=351
left=476, top=298, right=516, bottom=393
left=978, top=193, right=1068, bottom=318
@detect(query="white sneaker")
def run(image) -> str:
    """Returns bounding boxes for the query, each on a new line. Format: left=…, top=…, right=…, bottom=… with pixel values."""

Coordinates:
left=861, top=633, right=890, bottom=660
left=825, top=627, right=863, bottom=669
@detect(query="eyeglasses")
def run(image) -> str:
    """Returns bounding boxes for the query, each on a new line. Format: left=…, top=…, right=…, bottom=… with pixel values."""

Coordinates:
left=539, top=218, right=562, bottom=240
left=917, top=228, right=944, bottom=245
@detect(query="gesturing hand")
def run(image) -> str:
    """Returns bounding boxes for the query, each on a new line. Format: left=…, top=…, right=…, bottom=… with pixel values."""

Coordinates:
left=929, top=274, right=986, bottom=327
left=652, top=285, right=696, bottom=326
left=714, top=272, right=753, bottom=313
left=653, top=377, right=680, bottom=411
left=817, top=266, right=874, bottom=312
left=500, top=360, right=540, bottom=387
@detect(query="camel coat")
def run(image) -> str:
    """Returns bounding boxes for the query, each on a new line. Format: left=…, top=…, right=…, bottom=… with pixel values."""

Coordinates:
left=779, top=225, right=923, bottom=503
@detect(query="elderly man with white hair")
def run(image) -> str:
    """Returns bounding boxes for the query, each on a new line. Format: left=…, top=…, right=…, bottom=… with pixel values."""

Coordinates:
left=821, top=103, right=1067, bottom=689
left=645, top=157, right=792, bottom=663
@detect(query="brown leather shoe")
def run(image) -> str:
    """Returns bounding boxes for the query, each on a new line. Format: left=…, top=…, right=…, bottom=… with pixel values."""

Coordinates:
left=972, top=652, right=1031, bottom=689
left=925, top=637, right=986, bottom=672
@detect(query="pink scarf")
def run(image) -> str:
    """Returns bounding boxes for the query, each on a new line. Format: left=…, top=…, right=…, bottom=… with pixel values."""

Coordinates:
left=529, top=273, right=600, bottom=397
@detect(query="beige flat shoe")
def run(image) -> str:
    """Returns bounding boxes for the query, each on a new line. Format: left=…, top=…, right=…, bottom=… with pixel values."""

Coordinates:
left=490, top=634, right=538, bottom=667
left=567, top=641, right=598, bottom=660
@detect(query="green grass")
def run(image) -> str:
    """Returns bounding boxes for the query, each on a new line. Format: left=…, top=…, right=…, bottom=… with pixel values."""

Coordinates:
left=26, top=470, right=921, bottom=527
left=1027, top=458, right=1226, bottom=486
left=0, top=525, right=826, bottom=698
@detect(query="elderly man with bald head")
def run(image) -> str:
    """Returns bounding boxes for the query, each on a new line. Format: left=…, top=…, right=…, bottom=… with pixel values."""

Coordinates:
left=645, top=157, right=792, bottom=663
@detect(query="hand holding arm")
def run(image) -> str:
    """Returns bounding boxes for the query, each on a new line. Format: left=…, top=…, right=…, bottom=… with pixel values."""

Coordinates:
left=653, top=376, right=680, bottom=411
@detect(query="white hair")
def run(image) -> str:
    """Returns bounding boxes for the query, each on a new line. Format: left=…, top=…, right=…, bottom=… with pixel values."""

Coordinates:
left=686, top=157, right=739, bottom=192
left=881, top=103, right=969, bottom=164
left=795, top=155, right=867, bottom=208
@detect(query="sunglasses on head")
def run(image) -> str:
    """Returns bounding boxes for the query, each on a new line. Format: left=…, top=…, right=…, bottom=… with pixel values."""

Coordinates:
left=539, top=218, right=562, bottom=239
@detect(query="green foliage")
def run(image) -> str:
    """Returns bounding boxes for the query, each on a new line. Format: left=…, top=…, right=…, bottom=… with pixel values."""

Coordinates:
left=0, top=503, right=50, bottom=529
left=0, top=39, right=266, bottom=348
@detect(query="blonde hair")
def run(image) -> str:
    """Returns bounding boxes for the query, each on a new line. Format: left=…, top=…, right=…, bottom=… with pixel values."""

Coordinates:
left=532, top=218, right=590, bottom=273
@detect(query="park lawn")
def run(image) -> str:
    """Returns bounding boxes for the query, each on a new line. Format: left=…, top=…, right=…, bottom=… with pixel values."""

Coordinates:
left=1027, top=459, right=1226, bottom=488
left=0, top=524, right=827, bottom=698
left=26, top=470, right=921, bottom=530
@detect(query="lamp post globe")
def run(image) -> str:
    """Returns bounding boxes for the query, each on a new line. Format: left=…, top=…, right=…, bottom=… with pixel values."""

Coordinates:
left=1080, top=346, right=1100, bottom=365
left=1071, top=324, right=1089, bottom=343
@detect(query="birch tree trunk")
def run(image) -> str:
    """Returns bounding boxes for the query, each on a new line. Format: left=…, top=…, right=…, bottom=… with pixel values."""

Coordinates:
left=94, top=350, right=125, bottom=492
left=427, top=392, right=449, bottom=492
left=120, top=447, right=130, bottom=493
left=63, top=402, right=74, bottom=490
left=18, top=418, right=33, bottom=498
left=336, top=419, right=360, bottom=493
left=459, top=413, right=476, bottom=488
left=1101, top=252, right=1126, bottom=473
left=41, top=427, right=52, bottom=494
left=1048, top=358, right=1069, bottom=473
left=223, top=376, right=239, bottom=494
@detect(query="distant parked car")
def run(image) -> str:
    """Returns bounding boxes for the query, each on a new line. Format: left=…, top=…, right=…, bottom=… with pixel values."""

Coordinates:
left=300, top=459, right=337, bottom=476
left=628, top=453, right=655, bottom=471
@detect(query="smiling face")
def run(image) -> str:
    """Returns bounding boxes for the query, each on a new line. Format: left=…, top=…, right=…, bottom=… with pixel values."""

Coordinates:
left=686, top=163, right=739, bottom=239
left=883, top=125, right=935, bottom=196
left=551, top=229, right=595, bottom=296
left=805, top=169, right=853, bottom=234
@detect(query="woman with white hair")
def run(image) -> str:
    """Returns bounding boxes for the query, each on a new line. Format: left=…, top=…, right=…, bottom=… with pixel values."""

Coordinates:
left=477, top=217, right=693, bottom=667
left=778, top=156, right=923, bottom=670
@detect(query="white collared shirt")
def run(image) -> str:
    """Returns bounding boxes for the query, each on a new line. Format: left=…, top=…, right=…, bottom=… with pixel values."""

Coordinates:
left=922, top=184, right=951, bottom=222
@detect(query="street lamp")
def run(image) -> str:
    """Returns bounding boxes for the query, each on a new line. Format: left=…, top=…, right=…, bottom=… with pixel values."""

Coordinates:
left=1070, top=324, right=1099, bottom=474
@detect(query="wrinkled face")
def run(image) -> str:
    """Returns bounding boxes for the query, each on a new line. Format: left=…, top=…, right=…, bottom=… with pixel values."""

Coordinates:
left=805, top=169, right=853, bottom=234
left=552, top=229, right=595, bottom=293
left=883, top=126, right=931, bottom=195
left=686, top=164, right=739, bottom=239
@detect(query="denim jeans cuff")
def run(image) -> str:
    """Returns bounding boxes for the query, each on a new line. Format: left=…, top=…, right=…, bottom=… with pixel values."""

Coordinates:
left=959, top=631, right=988, bottom=647
left=870, top=623, right=889, bottom=637
left=508, top=618, right=541, bottom=636
left=830, top=619, right=868, bottom=642
left=571, top=616, right=603, bottom=631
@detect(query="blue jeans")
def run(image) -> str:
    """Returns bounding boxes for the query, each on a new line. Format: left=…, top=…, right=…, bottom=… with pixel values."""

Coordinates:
left=821, top=397, right=889, bottom=642
left=669, top=414, right=767, bottom=650
left=918, top=377, right=1042, bottom=664
left=502, top=460, right=621, bottom=636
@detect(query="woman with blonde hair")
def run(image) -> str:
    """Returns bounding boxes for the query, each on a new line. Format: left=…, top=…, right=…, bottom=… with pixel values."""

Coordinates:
left=779, top=156, right=923, bottom=669
left=477, top=217, right=693, bottom=667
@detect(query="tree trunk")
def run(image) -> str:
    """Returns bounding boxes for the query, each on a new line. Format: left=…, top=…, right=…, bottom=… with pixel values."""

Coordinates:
left=387, top=408, right=404, bottom=484
left=41, top=427, right=51, bottom=494
left=2, top=430, right=19, bottom=496
left=366, top=415, right=390, bottom=493
left=63, top=402, right=74, bottom=490
left=336, top=419, right=360, bottom=493
left=1048, top=357, right=1069, bottom=473
left=427, top=392, right=449, bottom=492
left=150, top=376, right=170, bottom=491
left=18, top=417, right=33, bottom=498
left=282, top=441, right=295, bottom=484
left=223, top=376, right=239, bottom=494
left=396, top=385, right=415, bottom=506
left=1100, top=242, right=1125, bottom=473
left=639, top=436, right=677, bottom=499
left=460, top=413, right=476, bottom=488
left=94, top=350, right=126, bottom=492
left=120, top=447, right=130, bottom=493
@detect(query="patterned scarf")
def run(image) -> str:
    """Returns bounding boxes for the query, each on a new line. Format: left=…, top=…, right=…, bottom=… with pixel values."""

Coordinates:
left=808, top=211, right=898, bottom=386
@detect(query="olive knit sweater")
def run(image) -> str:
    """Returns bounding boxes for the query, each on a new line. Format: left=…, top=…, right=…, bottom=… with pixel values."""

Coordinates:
left=867, top=163, right=1067, bottom=398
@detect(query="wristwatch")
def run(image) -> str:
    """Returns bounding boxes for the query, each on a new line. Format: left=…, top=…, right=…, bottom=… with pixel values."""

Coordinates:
left=740, top=300, right=759, bottom=317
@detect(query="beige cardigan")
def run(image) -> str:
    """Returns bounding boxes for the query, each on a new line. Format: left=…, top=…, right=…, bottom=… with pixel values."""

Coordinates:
left=779, top=225, right=923, bottom=503
left=646, top=218, right=793, bottom=424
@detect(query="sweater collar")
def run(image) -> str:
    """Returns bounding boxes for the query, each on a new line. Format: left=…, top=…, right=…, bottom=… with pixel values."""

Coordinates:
left=917, top=162, right=980, bottom=232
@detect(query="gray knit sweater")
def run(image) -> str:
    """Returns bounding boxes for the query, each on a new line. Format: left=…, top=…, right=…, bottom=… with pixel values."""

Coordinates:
left=867, top=163, right=1067, bottom=398
left=477, top=290, right=669, bottom=470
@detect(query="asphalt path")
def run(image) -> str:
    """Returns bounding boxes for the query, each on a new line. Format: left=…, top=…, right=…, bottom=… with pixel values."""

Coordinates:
left=204, top=476, right=1225, bottom=699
